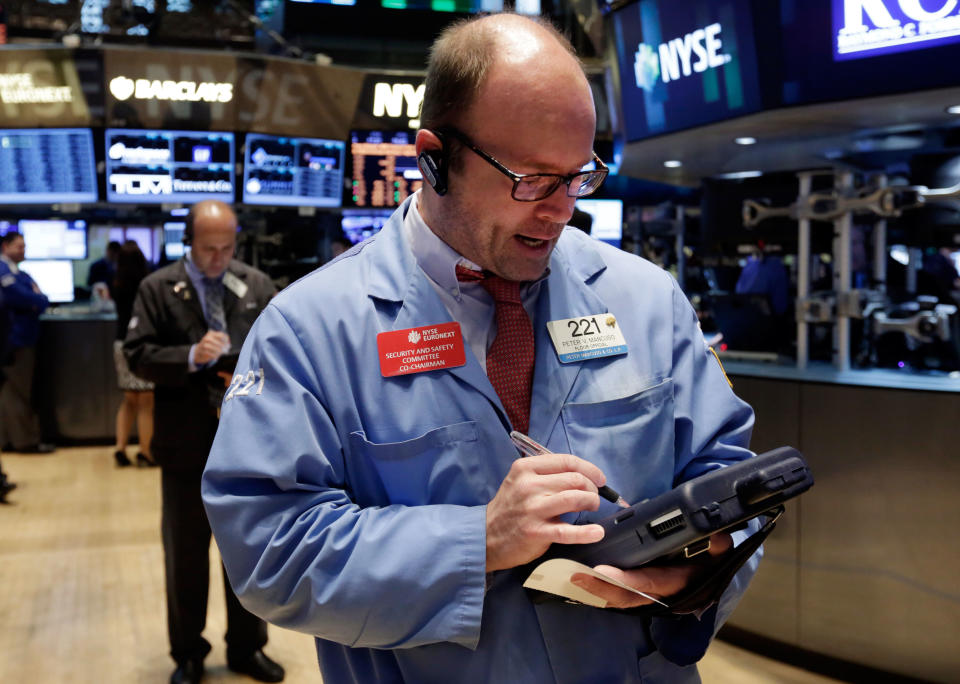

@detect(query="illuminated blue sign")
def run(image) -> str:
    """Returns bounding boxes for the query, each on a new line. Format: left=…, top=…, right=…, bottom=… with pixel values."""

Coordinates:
left=612, top=0, right=760, bottom=142
left=834, top=0, right=960, bottom=60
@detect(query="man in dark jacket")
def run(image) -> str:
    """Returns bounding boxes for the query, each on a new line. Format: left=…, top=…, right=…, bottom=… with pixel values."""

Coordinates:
left=124, top=201, right=283, bottom=684
left=0, top=231, right=53, bottom=453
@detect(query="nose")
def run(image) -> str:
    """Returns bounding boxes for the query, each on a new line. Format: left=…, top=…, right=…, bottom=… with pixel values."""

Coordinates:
left=535, top=186, right=577, bottom=226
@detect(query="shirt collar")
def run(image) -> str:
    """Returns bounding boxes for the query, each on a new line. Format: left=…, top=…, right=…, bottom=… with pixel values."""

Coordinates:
left=403, top=190, right=549, bottom=299
left=183, top=253, right=223, bottom=284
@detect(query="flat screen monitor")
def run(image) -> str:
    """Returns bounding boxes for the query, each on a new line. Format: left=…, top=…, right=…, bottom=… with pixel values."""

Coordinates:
left=18, top=259, right=75, bottom=303
left=575, top=199, right=623, bottom=248
left=341, top=209, right=393, bottom=244
left=105, top=128, right=235, bottom=204
left=611, top=0, right=761, bottom=142
left=243, top=133, right=345, bottom=208
left=164, top=221, right=187, bottom=260
left=107, top=226, right=160, bottom=263
left=0, top=128, right=98, bottom=204
left=19, top=219, right=87, bottom=260
left=349, top=130, right=422, bottom=208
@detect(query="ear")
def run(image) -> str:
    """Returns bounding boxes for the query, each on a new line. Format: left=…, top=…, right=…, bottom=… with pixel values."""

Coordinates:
left=415, top=129, right=448, bottom=197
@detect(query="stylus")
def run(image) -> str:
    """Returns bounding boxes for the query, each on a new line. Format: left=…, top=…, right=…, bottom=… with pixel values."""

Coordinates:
left=509, top=431, right=631, bottom=508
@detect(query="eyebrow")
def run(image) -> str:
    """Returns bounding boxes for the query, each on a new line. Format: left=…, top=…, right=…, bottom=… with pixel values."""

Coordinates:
left=508, top=152, right=595, bottom=175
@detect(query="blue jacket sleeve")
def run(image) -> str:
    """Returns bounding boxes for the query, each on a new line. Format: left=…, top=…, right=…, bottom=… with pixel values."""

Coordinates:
left=202, top=304, right=488, bottom=649
left=648, top=279, right=762, bottom=665
left=0, top=266, right=49, bottom=313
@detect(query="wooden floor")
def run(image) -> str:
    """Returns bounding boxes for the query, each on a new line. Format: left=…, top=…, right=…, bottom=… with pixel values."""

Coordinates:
left=0, top=446, right=845, bottom=684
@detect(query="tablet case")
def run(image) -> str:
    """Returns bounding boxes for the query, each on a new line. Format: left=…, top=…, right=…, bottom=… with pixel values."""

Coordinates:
left=545, top=446, right=813, bottom=569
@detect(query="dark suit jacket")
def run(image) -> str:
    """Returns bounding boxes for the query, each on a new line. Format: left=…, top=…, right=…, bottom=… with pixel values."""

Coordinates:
left=124, top=258, right=276, bottom=469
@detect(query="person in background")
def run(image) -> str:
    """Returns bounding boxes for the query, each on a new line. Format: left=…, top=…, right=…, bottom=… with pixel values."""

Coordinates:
left=88, top=240, right=122, bottom=298
left=734, top=248, right=790, bottom=316
left=111, top=240, right=156, bottom=468
left=0, top=283, right=16, bottom=502
left=202, top=14, right=760, bottom=683
left=124, top=201, right=282, bottom=684
left=0, top=232, right=54, bottom=454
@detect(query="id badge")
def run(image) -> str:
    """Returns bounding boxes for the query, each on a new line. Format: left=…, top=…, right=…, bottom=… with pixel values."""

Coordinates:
left=378, top=322, right=467, bottom=377
left=546, top=313, right=628, bottom=363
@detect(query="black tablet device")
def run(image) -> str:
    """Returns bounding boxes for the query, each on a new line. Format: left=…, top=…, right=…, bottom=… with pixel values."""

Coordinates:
left=545, top=446, right=813, bottom=569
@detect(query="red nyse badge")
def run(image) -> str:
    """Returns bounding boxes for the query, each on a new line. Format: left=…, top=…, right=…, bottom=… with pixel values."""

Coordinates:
left=378, top=322, right=467, bottom=377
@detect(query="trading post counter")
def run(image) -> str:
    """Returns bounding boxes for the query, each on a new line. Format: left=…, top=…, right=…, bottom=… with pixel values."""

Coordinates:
left=34, top=310, right=123, bottom=443
left=721, top=361, right=959, bottom=683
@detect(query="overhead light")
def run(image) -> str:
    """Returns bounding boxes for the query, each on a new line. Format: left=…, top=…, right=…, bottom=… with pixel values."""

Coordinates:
left=734, top=136, right=757, bottom=145
left=715, top=170, right=763, bottom=180
left=947, top=105, right=960, bottom=115
left=663, top=160, right=682, bottom=168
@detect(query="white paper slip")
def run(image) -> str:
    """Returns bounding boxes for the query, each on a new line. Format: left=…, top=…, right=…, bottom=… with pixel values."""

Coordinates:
left=524, top=558, right=668, bottom=608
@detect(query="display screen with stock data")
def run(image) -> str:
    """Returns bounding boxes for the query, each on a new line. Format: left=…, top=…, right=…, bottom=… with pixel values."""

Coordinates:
left=243, top=133, right=345, bottom=208
left=19, top=219, right=88, bottom=260
left=349, top=130, right=422, bottom=208
left=105, top=129, right=235, bottom=204
left=0, top=129, right=98, bottom=204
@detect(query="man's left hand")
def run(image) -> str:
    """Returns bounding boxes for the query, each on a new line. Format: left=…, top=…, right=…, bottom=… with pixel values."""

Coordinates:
left=569, top=532, right=733, bottom=609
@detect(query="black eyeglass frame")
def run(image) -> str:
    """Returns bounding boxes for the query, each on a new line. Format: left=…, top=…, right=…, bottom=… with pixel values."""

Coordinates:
left=437, top=128, right=609, bottom=202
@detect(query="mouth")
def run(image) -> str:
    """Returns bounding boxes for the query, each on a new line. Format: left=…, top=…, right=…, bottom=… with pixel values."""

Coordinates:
left=517, top=235, right=548, bottom=248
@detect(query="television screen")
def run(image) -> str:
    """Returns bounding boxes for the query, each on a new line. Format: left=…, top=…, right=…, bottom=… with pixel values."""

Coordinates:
left=107, top=226, right=160, bottom=263
left=341, top=209, right=393, bottom=244
left=18, top=259, right=75, bottom=303
left=243, top=133, right=346, bottom=208
left=0, top=128, right=98, bottom=204
left=164, top=221, right=187, bottom=260
left=611, top=0, right=761, bottom=142
left=19, top=219, right=88, bottom=260
left=105, top=129, right=235, bottom=204
left=575, top=199, right=623, bottom=248
left=349, top=130, right=422, bottom=208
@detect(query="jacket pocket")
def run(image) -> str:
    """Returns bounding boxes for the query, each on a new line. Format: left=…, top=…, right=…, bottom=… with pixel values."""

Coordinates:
left=561, top=378, right=675, bottom=506
left=348, top=421, right=481, bottom=506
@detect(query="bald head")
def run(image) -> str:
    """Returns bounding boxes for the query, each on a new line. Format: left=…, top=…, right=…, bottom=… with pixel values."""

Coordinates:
left=420, top=13, right=588, bottom=132
left=189, top=200, right=237, bottom=278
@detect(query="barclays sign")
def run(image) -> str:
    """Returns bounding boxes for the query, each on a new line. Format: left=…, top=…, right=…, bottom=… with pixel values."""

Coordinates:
left=834, top=0, right=960, bottom=60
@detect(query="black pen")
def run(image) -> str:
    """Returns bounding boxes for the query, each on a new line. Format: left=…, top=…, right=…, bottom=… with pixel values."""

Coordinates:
left=509, top=431, right=630, bottom=508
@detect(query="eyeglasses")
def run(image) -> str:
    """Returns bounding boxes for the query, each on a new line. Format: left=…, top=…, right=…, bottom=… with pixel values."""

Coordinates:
left=440, top=128, right=608, bottom=202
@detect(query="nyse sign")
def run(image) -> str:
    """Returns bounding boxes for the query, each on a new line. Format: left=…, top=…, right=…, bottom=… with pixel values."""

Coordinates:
left=372, top=82, right=424, bottom=128
left=835, top=0, right=960, bottom=59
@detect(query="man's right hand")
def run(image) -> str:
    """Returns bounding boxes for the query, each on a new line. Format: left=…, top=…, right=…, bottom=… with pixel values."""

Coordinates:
left=193, top=330, right=231, bottom=366
left=485, top=453, right=607, bottom=572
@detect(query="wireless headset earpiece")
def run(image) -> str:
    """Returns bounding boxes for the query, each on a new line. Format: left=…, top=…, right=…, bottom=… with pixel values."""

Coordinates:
left=417, top=134, right=448, bottom=196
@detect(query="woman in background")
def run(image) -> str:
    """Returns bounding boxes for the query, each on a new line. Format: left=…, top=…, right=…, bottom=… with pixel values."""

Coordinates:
left=112, top=241, right=156, bottom=467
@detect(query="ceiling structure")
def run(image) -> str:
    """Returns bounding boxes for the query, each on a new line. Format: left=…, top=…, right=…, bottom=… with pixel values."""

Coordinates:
left=621, top=85, right=960, bottom=188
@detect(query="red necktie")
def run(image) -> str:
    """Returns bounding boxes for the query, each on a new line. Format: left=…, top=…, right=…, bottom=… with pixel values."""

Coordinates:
left=456, top=265, right=535, bottom=433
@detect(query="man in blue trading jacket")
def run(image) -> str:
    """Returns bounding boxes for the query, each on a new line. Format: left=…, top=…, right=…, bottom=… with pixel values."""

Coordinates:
left=0, top=231, right=54, bottom=453
left=203, top=13, right=760, bottom=683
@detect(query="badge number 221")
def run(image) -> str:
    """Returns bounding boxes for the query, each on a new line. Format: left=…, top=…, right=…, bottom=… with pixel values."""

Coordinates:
left=568, top=317, right=602, bottom=337
left=225, top=368, right=265, bottom=401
